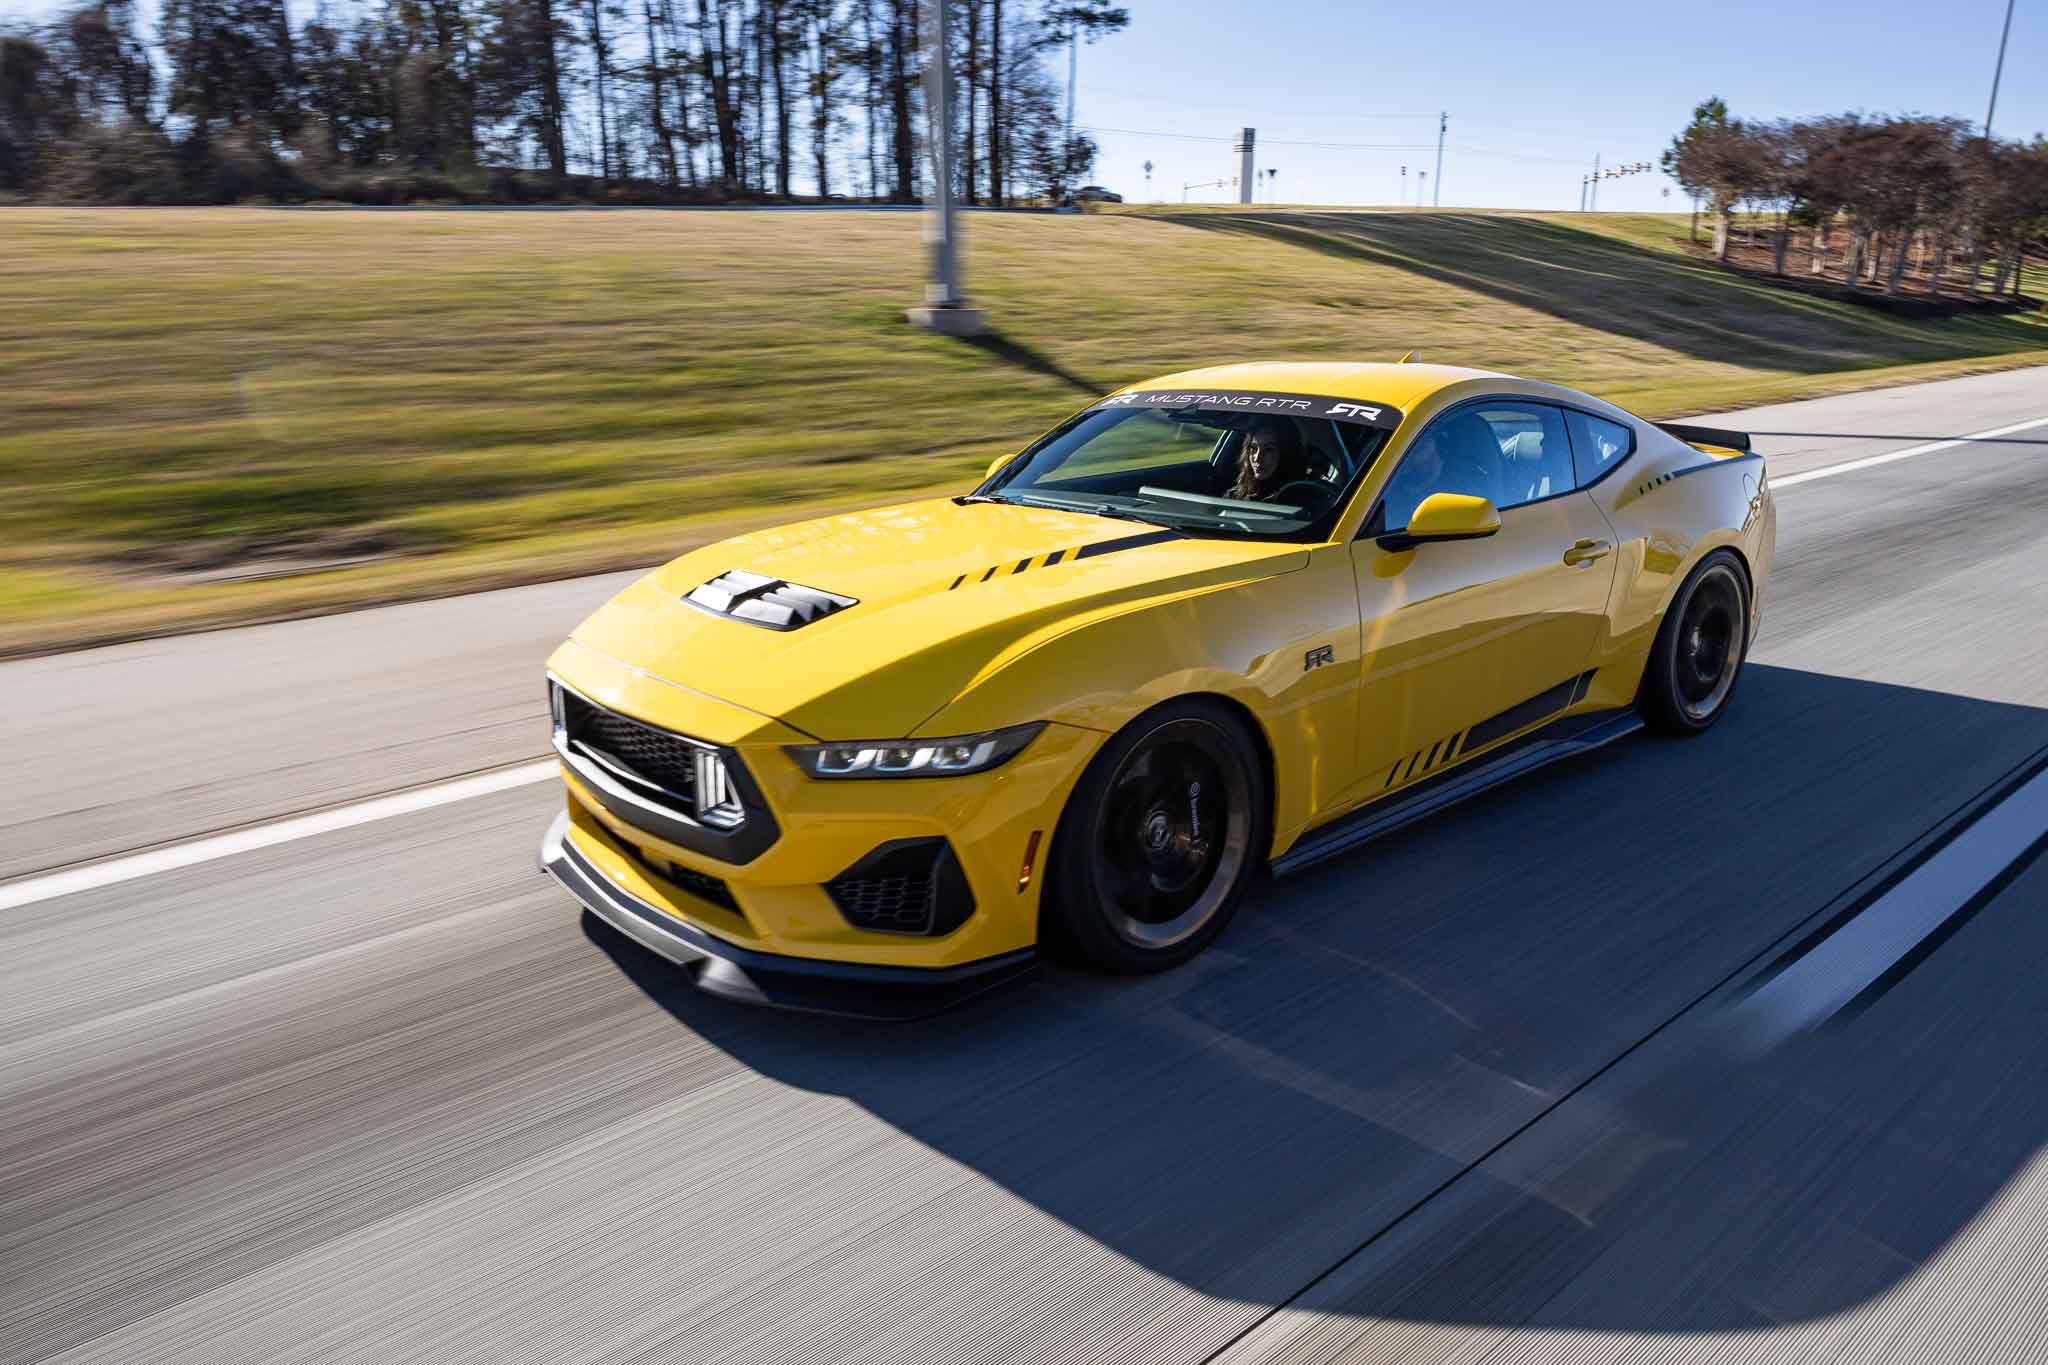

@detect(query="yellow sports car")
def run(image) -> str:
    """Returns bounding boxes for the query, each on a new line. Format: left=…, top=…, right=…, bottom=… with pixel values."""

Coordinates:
left=541, top=362, right=1774, bottom=1015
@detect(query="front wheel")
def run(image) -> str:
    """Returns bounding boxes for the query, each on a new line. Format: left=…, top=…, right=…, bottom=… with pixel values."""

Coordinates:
left=1639, top=550, right=1751, bottom=735
left=1043, top=700, right=1269, bottom=973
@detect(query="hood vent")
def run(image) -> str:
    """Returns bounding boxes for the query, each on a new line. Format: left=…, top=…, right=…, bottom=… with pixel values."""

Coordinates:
left=685, top=570, right=857, bottom=630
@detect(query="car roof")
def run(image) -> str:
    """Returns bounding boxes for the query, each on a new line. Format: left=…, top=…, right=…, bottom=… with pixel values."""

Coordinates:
left=1122, top=361, right=1526, bottom=411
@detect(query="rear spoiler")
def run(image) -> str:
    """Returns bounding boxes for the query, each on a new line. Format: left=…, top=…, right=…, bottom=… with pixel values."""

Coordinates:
left=1655, top=422, right=1752, bottom=453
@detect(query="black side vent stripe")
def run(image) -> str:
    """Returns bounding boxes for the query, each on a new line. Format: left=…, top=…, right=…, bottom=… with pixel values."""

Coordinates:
left=1635, top=453, right=1764, bottom=497
left=1014, top=558, right=1032, bottom=574
left=1045, top=549, right=1067, bottom=566
left=979, top=565, right=999, bottom=583
left=1465, top=670, right=1597, bottom=754
left=949, top=574, right=965, bottom=591
left=1385, top=727, right=1467, bottom=791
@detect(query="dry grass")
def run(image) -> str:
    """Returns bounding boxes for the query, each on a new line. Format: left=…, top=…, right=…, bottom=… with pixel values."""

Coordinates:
left=3, top=205, right=2043, bottom=654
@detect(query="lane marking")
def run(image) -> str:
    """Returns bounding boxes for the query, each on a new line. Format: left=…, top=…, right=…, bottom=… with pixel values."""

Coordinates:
left=1771, top=414, right=2048, bottom=488
left=0, top=760, right=558, bottom=913
left=7, top=410, right=2043, bottom=913
left=1728, top=761, right=2048, bottom=1051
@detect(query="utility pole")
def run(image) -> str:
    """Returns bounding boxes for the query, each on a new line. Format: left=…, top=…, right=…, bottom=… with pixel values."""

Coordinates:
left=1235, top=128, right=1256, bottom=205
left=1417, top=170, right=1427, bottom=206
left=1985, top=0, right=2016, bottom=138
left=1432, top=110, right=1446, bottom=206
left=1065, top=28, right=1078, bottom=149
left=906, top=0, right=983, bottom=335
left=1588, top=152, right=1601, bottom=211
left=1144, top=159, right=1153, bottom=200
left=1400, top=164, right=1408, bottom=205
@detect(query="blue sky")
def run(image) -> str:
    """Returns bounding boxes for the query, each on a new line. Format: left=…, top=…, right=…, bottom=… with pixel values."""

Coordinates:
left=7, top=0, right=2038, bottom=209
left=1074, top=0, right=2043, bottom=208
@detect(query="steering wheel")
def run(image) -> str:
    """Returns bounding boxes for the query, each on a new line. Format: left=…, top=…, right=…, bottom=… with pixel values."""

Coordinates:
left=1269, top=479, right=1330, bottom=509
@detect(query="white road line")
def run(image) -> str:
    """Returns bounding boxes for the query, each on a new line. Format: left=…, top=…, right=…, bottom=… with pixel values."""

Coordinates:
left=0, top=760, right=558, bottom=912
left=1772, top=414, right=2048, bottom=488
left=1729, top=763, right=2048, bottom=1052
left=5, top=408, right=2043, bottom=913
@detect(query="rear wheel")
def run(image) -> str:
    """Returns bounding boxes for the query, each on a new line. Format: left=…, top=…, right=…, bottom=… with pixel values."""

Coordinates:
left=1043, top=700, right=1269, bottom=973
left=1639, top=551, right=1750, bottom=735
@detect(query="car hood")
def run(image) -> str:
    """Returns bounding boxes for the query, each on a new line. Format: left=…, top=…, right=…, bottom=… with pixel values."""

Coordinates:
left=561, top=497, right=1309, bottom=739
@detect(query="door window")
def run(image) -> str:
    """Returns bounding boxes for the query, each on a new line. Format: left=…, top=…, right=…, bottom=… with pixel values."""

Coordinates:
left=1377, top=402, right=1575, bottom=532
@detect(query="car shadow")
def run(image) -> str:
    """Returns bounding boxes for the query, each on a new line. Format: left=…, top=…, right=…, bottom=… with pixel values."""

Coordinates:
left=1161, top=212, right=2047, bottom=376
left=587, top=663, right=2048, bottom=1335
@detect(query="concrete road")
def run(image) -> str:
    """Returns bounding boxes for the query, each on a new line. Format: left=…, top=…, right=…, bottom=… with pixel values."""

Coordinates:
left=2, top=365, right=2046, bottom=1364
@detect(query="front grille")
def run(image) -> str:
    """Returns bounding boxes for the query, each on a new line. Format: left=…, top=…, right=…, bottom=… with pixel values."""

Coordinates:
left=826, top=838, right=975, bottom=937
left=560, top=690, right=699, bottom=801
left=551, top=678, right=779, bottom=863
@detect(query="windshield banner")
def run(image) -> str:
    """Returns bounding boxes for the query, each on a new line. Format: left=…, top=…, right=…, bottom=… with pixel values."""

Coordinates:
left=1091, top=389, right=1404, bottom=430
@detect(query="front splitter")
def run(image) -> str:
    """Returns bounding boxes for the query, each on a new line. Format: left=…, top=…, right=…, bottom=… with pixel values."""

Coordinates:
left=538, top=811, right=1036, bottom=1020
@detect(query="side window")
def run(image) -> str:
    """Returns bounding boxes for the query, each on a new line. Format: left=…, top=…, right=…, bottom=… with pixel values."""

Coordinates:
left=1376, top=402, right=1574, bottom=532
left=1565, top=410, right=1635, bottom=486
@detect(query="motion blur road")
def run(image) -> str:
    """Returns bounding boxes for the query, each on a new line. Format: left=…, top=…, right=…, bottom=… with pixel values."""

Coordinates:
left=5, top=366, right=2048, bottom=1364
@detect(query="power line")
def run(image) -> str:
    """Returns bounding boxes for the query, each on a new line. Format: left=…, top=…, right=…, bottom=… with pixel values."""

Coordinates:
left=1079, top=124, right=1616, bottom=169
left=1077, top=124, right=1438, bottom=151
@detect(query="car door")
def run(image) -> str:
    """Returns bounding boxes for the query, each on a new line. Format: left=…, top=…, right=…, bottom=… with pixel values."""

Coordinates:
left=1344, top=399, right=1618, bottom=799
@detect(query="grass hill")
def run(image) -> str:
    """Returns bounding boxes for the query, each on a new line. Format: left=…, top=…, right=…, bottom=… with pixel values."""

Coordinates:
left=4, top=205, right=2043, bottom=653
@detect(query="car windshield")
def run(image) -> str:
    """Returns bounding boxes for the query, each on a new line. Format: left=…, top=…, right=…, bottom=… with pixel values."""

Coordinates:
left=972, top=391, right=1401, bottom=541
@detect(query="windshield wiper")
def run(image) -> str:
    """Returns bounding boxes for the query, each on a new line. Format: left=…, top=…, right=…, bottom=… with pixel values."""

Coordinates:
left=1003, top=492, right=1154, bottom=524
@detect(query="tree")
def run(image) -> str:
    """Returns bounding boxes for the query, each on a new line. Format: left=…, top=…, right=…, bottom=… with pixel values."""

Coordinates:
left=1662, top=98, right=1769, bottom=261
left=476, top=0, right=570, bottom=176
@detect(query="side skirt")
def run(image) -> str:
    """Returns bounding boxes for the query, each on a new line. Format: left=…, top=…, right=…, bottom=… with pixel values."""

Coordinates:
left=1272, top=707, right=1643, bottom=877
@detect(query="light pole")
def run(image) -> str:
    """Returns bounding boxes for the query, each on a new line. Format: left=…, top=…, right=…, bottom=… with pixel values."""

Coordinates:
left=1432, top=110, right=1446, bottom=205
left=1985, top=0, right=2016, bottom=138
left=906, top=0, right=984, bottom=335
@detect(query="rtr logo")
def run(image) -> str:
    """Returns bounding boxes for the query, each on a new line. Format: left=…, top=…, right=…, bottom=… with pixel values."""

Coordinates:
left=1329, top=403, right=1383, bottom=421
left=1304, top=645, right=1335, bottom=671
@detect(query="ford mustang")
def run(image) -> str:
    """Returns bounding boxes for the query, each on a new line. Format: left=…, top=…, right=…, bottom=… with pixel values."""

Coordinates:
left=540, top=361, right=1774, bottom=1016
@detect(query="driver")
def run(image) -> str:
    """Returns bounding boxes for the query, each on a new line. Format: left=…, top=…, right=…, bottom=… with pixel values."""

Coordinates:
left=1381, top=413, right=1500, bottom=526
left=1228, top=418, right=1306, bottom=502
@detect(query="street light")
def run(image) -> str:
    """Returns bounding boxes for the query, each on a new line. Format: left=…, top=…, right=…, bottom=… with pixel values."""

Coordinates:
left=905, top=0, right=983, bottom=335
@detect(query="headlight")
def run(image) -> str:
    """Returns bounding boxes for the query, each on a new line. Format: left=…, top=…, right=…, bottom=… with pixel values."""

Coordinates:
left=786, top=723, right=1044, bottom=779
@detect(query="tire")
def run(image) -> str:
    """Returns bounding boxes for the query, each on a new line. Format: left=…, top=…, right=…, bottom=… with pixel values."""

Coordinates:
left=1638, top=550, right=1751, bottom=736
left=1042, top=699, right=1270, bottom=973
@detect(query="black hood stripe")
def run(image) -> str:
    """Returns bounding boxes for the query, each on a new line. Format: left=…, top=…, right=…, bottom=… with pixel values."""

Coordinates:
left=945, top=529, right=1183, bottom=590
left=1072, top=529, right=1182, bottom=560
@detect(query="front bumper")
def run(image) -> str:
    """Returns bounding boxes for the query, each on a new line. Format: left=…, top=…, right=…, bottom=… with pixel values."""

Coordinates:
left=540, top=811, right=1037, bottom=1019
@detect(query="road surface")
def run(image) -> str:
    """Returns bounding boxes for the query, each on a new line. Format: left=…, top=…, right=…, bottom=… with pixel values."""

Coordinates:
left=3, top=366, right=2047, bottom=1364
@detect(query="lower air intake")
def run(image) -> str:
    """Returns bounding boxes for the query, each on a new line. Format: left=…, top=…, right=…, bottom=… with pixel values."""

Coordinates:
left=825, top=838, right=976, bottom=937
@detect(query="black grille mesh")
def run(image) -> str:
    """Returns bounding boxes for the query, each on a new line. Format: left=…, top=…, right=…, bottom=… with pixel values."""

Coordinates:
left=831, top=870, right=941, bottom=933
left=562, top=691, right=699, bottom=798
left=629, top=844, right=739, bottom=912
left=825, top=838, right=974, bottom=937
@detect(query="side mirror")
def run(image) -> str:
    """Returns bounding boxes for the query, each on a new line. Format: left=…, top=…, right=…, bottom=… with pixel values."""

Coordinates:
left=984, top=453, right=1016, bottom=482
left=1376, top=492, right=1502, bottom=552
